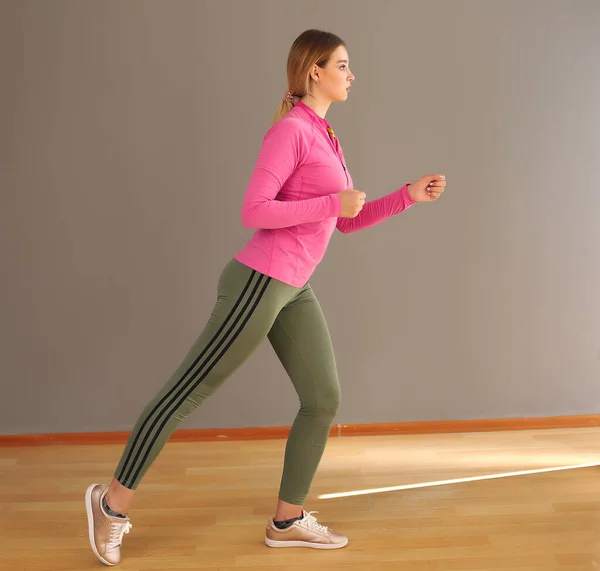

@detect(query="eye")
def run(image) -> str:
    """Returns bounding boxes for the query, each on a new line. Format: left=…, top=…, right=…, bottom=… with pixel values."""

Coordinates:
left=339, top=65, right=346, bottom=70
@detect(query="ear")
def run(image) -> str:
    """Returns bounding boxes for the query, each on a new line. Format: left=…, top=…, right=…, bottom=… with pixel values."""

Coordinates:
left=309, top=64, right=321, bottom=84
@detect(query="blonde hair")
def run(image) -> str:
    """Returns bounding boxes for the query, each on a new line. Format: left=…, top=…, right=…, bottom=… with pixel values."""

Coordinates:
left=272, top=29, right=346, bottom=125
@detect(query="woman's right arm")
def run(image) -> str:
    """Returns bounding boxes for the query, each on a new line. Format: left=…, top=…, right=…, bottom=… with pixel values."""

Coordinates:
left=240, top=121, right=341, bottom=229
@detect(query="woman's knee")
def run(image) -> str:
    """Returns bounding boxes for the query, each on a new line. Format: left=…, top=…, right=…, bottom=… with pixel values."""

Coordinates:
left=304, top=381, right=341, bottom=419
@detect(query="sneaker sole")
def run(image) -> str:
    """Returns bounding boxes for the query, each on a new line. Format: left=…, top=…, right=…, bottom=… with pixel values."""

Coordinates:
left=85, top=484, right=117, bottom=566
left=265, top=536, right=348, bottom=549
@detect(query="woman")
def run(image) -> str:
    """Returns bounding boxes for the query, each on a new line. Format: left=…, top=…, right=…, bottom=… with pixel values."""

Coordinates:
left=85, top=28, right=446, bottom=565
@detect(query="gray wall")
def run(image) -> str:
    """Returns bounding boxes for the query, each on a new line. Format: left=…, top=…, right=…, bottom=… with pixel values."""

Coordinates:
left=2, top=0, right=599, bottom=435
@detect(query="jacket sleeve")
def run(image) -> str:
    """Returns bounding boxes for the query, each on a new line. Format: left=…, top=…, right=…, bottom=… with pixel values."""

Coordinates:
left=336, top=184, right=415, bottom=234
left=240, top=120, right=341, bottom=229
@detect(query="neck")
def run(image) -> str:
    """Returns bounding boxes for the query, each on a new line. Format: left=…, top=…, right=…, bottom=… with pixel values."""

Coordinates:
left=299, top=94, right=331, bottom=119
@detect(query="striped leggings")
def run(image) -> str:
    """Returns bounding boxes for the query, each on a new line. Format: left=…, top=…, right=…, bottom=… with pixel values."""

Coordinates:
left=113, top=258, right=341, bottom=505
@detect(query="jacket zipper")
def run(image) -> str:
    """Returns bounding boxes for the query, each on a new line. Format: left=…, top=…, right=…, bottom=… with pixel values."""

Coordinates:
left=325, top=127, right=349, bottom=188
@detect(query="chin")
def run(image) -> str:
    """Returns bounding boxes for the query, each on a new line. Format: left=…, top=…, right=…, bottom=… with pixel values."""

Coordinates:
left=330, top=90, right=350, bottom=104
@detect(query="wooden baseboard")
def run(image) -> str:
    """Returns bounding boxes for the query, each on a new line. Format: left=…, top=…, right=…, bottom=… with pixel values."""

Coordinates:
left=336, top=414, right=600, bottom=436
left=1, top=414, right=599, bottom=447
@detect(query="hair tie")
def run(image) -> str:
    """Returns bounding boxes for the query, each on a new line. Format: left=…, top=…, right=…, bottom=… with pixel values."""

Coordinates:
left=283, top=90, right=295, bottom=104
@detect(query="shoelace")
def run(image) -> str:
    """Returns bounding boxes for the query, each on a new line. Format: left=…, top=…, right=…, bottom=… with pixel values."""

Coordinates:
left=297, top=511, right=329, bottom=534
left=107, top=520, right=132, bottom=551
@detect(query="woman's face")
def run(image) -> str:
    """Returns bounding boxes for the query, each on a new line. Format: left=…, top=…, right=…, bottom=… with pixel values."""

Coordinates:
left=313, top=45, right=355, bottom=102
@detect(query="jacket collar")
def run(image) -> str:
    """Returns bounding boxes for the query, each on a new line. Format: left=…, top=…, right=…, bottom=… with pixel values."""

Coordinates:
left=294, top=100, right=330, bottom=128
left=293, top=101, right=342, bottom=158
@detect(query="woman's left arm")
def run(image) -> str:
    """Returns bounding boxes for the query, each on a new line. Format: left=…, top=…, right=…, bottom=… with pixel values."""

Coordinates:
left=335, top=174, right=446, bottom=234
left=335, top=183, right=414, bottom=234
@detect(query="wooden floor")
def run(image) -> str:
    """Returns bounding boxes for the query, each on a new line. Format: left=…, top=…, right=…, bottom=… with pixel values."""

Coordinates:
left=1, top=427, right=599, bottom=570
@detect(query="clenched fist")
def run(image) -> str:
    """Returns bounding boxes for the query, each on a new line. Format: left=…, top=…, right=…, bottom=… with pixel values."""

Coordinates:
left=408, top=174, right=447, bottom=202
left=337, top=189, right=366, bottom=218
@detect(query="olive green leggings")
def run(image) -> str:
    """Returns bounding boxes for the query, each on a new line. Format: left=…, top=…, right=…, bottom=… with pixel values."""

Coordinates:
left=114, top=258, right=340, bottom=504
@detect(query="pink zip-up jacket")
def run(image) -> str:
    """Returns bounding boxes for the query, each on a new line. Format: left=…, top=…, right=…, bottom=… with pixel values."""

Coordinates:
left=234, top=101, right=415, bottom=287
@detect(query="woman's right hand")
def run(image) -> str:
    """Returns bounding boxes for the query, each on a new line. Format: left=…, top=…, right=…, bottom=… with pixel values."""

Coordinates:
left=337, top=189, right=366, bottom=218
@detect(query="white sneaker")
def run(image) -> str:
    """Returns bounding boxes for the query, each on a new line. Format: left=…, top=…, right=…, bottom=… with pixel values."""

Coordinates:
left=265, top=510, right=348, bottom=549
left=85, top=483, right=132, bottom=566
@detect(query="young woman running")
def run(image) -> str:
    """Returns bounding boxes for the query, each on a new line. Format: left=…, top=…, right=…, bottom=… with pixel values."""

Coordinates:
left=85, top=28, right=446, bottom=566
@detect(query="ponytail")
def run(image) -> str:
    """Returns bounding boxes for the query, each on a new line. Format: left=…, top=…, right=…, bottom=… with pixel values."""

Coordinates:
left=271, top=91, right=298, bottom=126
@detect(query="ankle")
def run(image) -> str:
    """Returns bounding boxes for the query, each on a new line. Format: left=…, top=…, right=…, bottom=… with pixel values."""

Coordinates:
left=273, top=511, right=304, bottom=529
left=275, top=511, right=302, bottom=521
left=274, top=497, right=304, bottom=522
left=104, top=494, right=128, bottom=518
left=105, top=478, right=135, bottom=515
